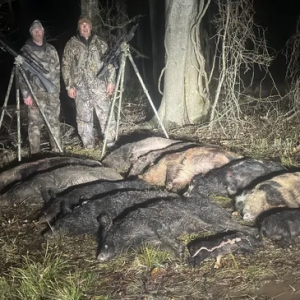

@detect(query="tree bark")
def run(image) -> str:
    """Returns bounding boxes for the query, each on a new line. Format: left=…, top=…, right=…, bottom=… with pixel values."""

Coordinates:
left=158, top=0, right=209, bottom=128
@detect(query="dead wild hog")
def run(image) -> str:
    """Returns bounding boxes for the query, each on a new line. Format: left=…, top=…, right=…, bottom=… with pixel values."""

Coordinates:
left=236, top=172, right=300, bottom=221
left=187, top=158, right=285, bottom=198
left=128, top=142, right=198, bottom=177
left=188, top=231, right=261, bottom=267
left=139, top=151, right=185, bottom=187
left=102, top=137, right=179, bottom=174
left=0, top=165, right=123, bottom=206
left=43, top=189, right=180, bottom=237
left=258, top=208, right=300, bottom=246
left=40, top=178, right=152, bottom=223
left=0, top=156, right=102, bottom=192
left=97, top=195, right=257, bottom=262
left=140, top=146, right=242, bottom=192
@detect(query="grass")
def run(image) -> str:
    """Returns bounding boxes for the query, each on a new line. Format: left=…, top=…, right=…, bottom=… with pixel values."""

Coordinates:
left=132, top=244, right=174, bottom=270
left=210, top=195, right=232, bottom=207
left=178, top=231, right=217, bottom=245
left=0, top=245, right=94, bottom=300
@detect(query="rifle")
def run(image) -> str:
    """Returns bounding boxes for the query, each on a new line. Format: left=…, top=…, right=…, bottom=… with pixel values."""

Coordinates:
left=97, top=24, right=138, bottom=79
left=0, top=39, right=57, bottom=93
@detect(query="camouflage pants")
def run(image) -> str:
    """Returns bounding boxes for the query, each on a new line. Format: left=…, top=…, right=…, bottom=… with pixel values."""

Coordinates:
left=75, top=87, right=116, bottom=148
left=28, top=92, right=61, bottom=154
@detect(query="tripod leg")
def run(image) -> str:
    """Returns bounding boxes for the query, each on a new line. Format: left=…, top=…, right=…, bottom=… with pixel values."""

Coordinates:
left=0, top=66, right=15, bottom=130
left=127, top=52, right=169, bottom=139
left=115, top=53, right=126, bottom=141
left=15, top=67, right=22, bottom=161
left=18, top=67, right=63, bottom=153
left=101, top=52, right=126, bottom=159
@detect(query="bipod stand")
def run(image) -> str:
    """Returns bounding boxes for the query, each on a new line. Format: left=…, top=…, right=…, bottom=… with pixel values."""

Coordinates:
left=101, top=43, right=169, bottom=159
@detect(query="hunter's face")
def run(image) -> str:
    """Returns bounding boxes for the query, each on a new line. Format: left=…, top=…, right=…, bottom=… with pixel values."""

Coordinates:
left=79, top=22, right=92, bottom=38
left=31, top=28, right=44, bottom=44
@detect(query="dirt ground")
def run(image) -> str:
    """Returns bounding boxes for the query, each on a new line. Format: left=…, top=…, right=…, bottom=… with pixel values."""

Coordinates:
left=1, top=99, right=300, bottom=299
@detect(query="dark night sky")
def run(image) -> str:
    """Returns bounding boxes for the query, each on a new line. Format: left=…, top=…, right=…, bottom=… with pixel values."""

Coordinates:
left=254, top=0, right=300, bottom=49
left=1, top=0, right=300, bottom=106
left=2, top=0, right=300, bottom=64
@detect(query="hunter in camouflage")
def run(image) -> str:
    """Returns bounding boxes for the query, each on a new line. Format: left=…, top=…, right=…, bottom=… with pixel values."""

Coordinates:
left=19, top=20, right=61, bottom=154
left=62, top=16, right=116, bottom=149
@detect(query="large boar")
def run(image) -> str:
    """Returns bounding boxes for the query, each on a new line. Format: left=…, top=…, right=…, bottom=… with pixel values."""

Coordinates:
left=43, top=189, right=180, bottom=237
left=40, top=178, right=153, bottom=223
left=0, top=156, right=102, bottom=192
left=0, top=165, right=123, bottom=206
left=140, top=146, right=242, bottom=192
left=97, top=196, right=257, bottom=262
left=187, top=158, right=285, bottom=198
left=236, top=172, right=300, bottom=221
left=102, top=137, right=179, bottom=174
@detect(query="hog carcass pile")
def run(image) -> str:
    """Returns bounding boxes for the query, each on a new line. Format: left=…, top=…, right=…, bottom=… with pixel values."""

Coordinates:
left=1, top=136, right=300, bottom=267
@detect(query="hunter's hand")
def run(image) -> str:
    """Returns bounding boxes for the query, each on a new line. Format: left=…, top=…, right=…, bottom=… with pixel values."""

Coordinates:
left=24, top=95, right=33, bottom=106
left=68, top=88, right=76, bottom=99
left=107, top=83, right=114, bottom=96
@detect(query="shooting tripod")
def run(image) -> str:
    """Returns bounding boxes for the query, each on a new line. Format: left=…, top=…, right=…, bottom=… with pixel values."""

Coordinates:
left=101, top=42, right=169, bottom=158
left=0, top=63, right=63, bottom=161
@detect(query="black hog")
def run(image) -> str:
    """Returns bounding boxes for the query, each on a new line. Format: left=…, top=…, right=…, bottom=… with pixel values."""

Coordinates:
left=236, top=171, right=300, bottom=222
left=97, top=196, right=258, bottom=262
left=258, top=208, right=300, bottom=246
left=140, top=146, right=242, bottom=192
left=40, top=178, right=153, bottom=223
left=0, top=165, right=123, bottom=206
left=0, top=156, right=102, bottom=192
left=43, top=189, right=180, bottom=237
left=102, top=137, right=179, bottom=174
left=188, top=231, right=261, bottom=267
left=187, top=158, right=285, bottom=198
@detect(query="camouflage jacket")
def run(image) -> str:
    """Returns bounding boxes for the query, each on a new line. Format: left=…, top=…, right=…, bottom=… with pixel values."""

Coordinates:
left=19, top=39, right=60, bottom=98
left=62, top=34, right=115, bottom=91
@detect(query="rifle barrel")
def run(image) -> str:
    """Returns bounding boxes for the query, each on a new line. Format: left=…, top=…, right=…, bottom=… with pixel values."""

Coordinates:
left=0, top=39, right=19, bottom=57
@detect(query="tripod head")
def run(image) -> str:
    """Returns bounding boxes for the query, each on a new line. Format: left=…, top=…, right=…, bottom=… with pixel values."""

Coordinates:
left=97, top=24, right=138, bottom=79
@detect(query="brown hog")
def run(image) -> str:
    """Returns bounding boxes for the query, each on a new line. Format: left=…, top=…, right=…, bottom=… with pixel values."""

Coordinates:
left=139, top=151, right=185, bottom=187
left=237, top=172, right=300, bottom=222
left=140, top=146, right=242, bottom=191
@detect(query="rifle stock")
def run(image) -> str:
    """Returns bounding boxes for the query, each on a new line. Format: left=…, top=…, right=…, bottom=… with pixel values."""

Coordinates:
left=0, top=39, right=57, bottom=93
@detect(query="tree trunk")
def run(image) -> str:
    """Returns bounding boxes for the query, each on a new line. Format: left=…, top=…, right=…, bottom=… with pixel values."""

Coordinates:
left=80, top=0, right=100, bottom=34
left=148, top=0, right=165, bottom=93
left=158, top=0, right=209, bottom=128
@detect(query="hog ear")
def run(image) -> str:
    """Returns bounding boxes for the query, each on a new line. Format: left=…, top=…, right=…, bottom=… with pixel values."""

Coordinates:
left=41, top=189, right=56, bottom=202
left=97, top=212, right=113, bottom=232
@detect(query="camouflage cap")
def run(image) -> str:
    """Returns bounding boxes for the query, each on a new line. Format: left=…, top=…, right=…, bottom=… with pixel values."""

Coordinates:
left=78, top=16, right=92, bottom=28
left=29, top=20, right=44, bottom=34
